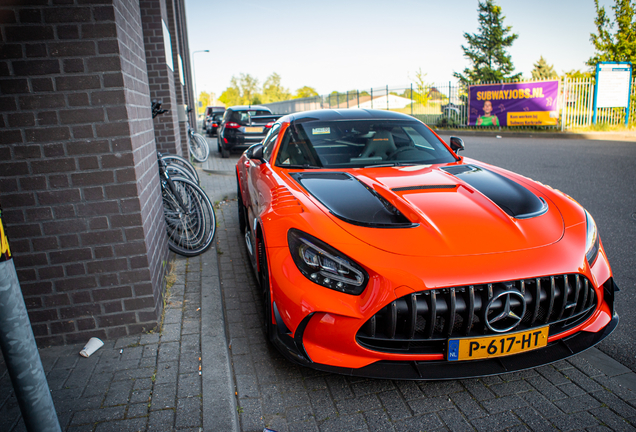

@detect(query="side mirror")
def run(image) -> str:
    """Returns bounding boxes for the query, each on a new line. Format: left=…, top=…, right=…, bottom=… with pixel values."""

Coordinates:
left=449, top=136, right=465, bottom=154
left=246, top=143, right=265, bottom=162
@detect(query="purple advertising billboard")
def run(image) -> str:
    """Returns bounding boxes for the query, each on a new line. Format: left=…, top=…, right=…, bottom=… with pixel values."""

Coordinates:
left=468, top=80, right=560, bottom=127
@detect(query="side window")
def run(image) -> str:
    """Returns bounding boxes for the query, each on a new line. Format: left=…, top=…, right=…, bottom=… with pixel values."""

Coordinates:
left=262, top=123, right=281, bottom=162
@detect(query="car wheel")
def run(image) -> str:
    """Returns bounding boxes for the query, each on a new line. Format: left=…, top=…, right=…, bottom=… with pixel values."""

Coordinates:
left=237, top=176, right=246, bottom=234
left=221, top=147, right=230, bottom=158
left=258, top=233, right=274, bottom=340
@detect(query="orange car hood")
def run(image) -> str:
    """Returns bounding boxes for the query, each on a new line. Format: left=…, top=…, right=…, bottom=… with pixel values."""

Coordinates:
left=291, top=164, right=564, bottom=257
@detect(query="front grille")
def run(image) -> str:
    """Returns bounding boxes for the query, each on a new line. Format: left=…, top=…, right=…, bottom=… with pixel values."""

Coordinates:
left=356, top=274, right=597, bottom=354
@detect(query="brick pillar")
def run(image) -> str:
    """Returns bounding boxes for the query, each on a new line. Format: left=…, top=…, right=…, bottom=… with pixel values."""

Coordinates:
left=140, top=0, right=182, bottom=155
left=0, top=0, right=169, bottom=346
left=166, top=0, right=188, bottom=156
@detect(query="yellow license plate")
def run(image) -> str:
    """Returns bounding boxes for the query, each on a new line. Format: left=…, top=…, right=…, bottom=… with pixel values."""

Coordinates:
left=447, top=326, right=549, bottom=361
left=244, top=127, right=263, bottom=133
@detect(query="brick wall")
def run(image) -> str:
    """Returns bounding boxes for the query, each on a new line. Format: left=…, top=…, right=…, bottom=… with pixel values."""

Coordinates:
left=140, top=0, right=181, bottom=156
left=0, top=0, right=169, bottom=346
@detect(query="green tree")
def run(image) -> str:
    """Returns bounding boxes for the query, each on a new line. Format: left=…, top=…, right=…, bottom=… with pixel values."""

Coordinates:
left=218, top=73, right=261, bottom=107
left=562, top=69, right=595, bottom=80
left=531, top=56, right=559, bottom=80
left=261, top=73, right=291, bottom=103
left=197, top=91, right=211, bottom=115
left=587, top=0, right=636, bottom=76
left=293, top=86, right=319, bottom=99
left=410, top=68, right=431, bottom=106
left=454, top=0, right=521, bottom=84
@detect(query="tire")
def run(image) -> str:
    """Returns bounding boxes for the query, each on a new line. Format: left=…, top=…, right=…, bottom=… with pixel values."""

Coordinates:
left=188, top=133, right=209, bottom=162
left=258, top=232, right=274, bottom=340
left=162, top=176, right=216, bottom=257
left=165, top=162, right=198, bottom=184
left=221, top=146, right=230, bottom=159
left=160, top=154, right=199, bottom=184
left=237, top=174, right=246, bottom=234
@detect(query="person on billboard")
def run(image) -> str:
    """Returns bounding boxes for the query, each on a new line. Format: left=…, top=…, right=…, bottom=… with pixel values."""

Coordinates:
left=476, top=100, right=499, bottom=126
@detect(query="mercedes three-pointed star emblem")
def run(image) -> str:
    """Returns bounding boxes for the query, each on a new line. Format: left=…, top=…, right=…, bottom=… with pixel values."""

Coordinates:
left=485, top=290, right=526, bottom=333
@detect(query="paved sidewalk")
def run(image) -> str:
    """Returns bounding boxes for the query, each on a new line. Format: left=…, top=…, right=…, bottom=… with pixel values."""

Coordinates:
left=2, top=145, right=636, bottom=431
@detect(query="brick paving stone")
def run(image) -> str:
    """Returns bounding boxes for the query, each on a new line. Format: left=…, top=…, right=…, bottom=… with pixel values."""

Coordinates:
left=336, top=394, right=383, bottom=415
left=319, top=413, right=369, bottom=432
left=70, top=406, right=126, bottom=425
left=351, top=379, right=396, bottom=397
left=408, top=395, right=454, bottom=415
left=548, top=411, right=600, bottom=431
left=103, top=379, right=134, bottom=406
left=481, top=394, right=528, bottom=414
left=393, top=413, right=443, bottom=432
left=536, top=365, right=571, bottom=386
left=378, top=390, right=411, bottom=421
left=130, top=387, right=152, bottom=404
left=513, top=406, right=557, bottom=432
left=175, top=396, right=202, bottom=429
left=93, top=418, right=146, bottom=432
left=526, top=375, right=569, bottom=401
left=150, top=382, right=177, bottom=411
left=154, top=361, right=178, bottom=384
left=562, top=367, right=605, bottom=393
left=147, top=409, right=174, bottom=431
left=593, top=375, right=636, bottom=401
left=438, top=408, right=473, bottom=432
left=450, top=391, right=488, bottom=419
left=553, top=393, right=602, bottom=413
left=589, top=407, right=635, bottom=432
left=177, top=372, right=201, bottom=398
left=157, top=342, right=180, bottom=363
left=395, top=381, right=424, bottom=401
left=124, top=402, right=148, bottom=419
left=420, top=380, right=464, bottom=397
left=237, top=397, right=263, bottom=432
left=489, top=379, right=534, bottom=397
left=309, top=389, right=338, bottom=421
left=461, top=378, right=497, bottom=401
left=518, top=390, right=563, bottom=418
left=593, top=390, right=636, bottom=418
left=363, top=410, right=396, bottom=432
left=471, top=411, right=521, bottom=432
left=288, top=419, right=320, bottom=432
left=286, top=404, right=315, bottom=423
left=325, top=375, right=354, bottom=400
left=558, top=382, right=588, bottom=397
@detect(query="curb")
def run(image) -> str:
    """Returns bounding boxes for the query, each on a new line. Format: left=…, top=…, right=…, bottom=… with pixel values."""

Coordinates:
left=200, top=244, right=239, bottom=432
left=434, top=129, right=636, bottom=142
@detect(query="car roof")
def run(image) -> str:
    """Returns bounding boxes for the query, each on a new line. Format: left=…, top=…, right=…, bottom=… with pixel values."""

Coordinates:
left=283, top=109, right=416, bottom=123
left=227, top=105, right=271, bottom=111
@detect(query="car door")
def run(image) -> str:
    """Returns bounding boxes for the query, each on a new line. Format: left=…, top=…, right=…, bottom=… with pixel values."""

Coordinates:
left=246, top=123, right=281, bottom=231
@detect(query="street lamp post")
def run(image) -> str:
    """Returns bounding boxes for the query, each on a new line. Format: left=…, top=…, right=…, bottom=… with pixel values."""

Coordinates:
left=191, top=50, right=209, bottom=129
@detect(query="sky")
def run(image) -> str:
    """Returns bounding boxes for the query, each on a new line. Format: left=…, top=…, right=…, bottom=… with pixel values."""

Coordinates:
left=183, top=0, right=615, bottom=99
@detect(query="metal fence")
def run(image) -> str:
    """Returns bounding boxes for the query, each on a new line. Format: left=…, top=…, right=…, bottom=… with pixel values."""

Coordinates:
left=262, top=79, right=635, bottom=130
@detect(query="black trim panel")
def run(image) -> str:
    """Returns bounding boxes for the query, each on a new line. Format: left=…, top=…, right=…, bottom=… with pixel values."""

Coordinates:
left=442, top=165, right=548, bottom=219
left=290, top=172, right=416, bottom=228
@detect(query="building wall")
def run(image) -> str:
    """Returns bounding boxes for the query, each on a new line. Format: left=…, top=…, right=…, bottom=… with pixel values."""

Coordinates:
left=0, top=0, right=170, bottom=346
left=140, top=0, right=181, bottom=156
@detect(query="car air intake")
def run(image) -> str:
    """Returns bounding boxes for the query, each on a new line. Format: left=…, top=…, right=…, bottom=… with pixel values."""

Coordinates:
left=356, top=274, right=597, bottom=354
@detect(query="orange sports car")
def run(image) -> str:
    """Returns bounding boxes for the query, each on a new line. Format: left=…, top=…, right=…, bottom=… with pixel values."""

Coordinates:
left=235, top=109, right=618, bottom=379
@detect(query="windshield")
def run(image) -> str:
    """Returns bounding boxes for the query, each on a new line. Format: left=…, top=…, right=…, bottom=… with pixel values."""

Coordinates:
left=275, top=119, right=457, bottom=168
left=230, top=110, right=272, bottom=125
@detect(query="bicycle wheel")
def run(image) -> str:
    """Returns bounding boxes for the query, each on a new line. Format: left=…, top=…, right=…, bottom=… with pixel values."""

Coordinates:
left=161, top=154, right=199, bottom=184
left=162, top=176, right=216, bottom=257
left=188, top=133, right=209, bottom=163
left=165, top=161, right=198, bottom=184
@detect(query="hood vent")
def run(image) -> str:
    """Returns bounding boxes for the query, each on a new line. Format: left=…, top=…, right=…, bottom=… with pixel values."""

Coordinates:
left=441, top=165, right=548, bottom=219
left=392, top=185, right=457, bottom=192
left=291, top=172, right=416, bottom=228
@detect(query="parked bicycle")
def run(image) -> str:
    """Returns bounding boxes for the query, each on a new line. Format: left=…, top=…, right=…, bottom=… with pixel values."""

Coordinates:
left=159, top=152, right=199, bottom=184
left=158, top=153, right=215, bottom=256
left=186, top=110, right=209, bottom=163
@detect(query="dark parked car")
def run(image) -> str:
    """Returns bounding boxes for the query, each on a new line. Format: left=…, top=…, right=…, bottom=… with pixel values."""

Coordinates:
left=217, top=105, right=281, bottom=158
left=202, top=106, right=224, bottom=134
left=206, top=112, right=224, bottom=137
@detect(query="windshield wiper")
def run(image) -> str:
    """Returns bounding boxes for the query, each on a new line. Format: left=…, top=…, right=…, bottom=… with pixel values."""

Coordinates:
left=363, top=162, right=421, bottom=168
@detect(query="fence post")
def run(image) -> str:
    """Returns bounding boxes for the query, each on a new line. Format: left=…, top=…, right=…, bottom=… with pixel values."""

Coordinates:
left=0, top=207, right=61, bottom=432
left=410, top=83, right=413, bottom=116
left=386, top=85, right=389, bottom=110
left=371, top=88, right=373, bottom=109
left=357, top=90, right=359, bottom=108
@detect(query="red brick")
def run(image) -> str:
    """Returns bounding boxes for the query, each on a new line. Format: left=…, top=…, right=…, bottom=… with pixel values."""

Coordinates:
left=86, top=257, right=127, bottom=273
left=50, top=248, right=92, bottom=264
left=97, top=312, right=136, bottom=327
left=51, top=320, right=75, bottom=334
left=38, top=189, right=81, bottom=205
left=59, top=304, right=101, bottom=319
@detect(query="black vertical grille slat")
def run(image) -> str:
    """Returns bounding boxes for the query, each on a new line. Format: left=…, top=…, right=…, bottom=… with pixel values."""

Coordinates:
left=387, top=302, right=397, bottom=339
left=555, top=275, right=568, bottom=321
left=443, top=288, right=456, bottom=337
left=462, top=286, right=475, bottom=335
left=424, top=291, right=436, bottom=339
left=530, top=278, right=541, bottom=325
left=406, top=294, right=417, bottom=339
left=578, top=278, right=589, bottom=314
left=569, top=275, right=581, bottom=318
left=357, top=273, right=599, bottom=354
left=544, top=276, right=556, bottom=323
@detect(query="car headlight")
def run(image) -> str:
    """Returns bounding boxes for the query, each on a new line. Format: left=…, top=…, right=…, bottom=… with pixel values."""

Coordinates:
left=288, top=228, right=368, bottom=295
left=585, top=210, right=600, bottom=266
